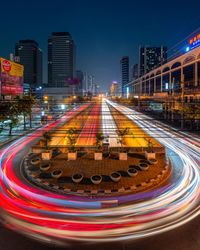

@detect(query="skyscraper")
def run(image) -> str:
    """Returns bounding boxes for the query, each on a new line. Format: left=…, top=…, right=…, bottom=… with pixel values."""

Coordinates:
left=75, top=70, right=84, bottom=95
left=120, top=56, right=129, bottom=96
left=15, top=40, right=43, bottom=87
left=82, top=72, right=95, bottom=96
left=48, top=32, right=75, bottom=88
left=131, top=63, right=139, bottom=80
left=139, top=46, right=167, bottom=76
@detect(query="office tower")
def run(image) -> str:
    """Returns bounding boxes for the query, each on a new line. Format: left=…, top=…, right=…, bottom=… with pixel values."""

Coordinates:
left=110, top=81, right=120, bottom=97
left=15, top=40, right=43, bottom=87
left=131, top=63, right=139, bottom=80
left=75, top=70, right=84, bottom=95
left=139, top=46, right=167, bottom=76
left=120, top=56, right=129, bottom=96
left=48, top=32, right=75, bottom=88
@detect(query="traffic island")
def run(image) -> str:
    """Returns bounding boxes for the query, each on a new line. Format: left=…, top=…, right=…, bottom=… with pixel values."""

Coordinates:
left=22, top=152, right=172, bottom=197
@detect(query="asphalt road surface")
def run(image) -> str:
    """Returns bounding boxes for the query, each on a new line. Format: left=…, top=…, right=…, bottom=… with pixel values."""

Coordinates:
left=0, top=214, right=200, bottom=250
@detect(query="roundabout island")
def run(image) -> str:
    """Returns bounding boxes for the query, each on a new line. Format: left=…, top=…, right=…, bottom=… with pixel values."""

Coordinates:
left=23, top=151, right=170, bottom=197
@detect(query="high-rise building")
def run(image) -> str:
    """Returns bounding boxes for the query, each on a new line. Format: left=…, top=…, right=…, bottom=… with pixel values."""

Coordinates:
left=48, top=32, right=75, bottom=88
left=110, top=81, right=120, bottom=97
left=131, top=63, right=139, bottom=80
left=120, top=56, right=129, bottom=96
left=139, top=46, right=167, bottom=76
left=82, top=73, right=95, bottom=95
left=15, top=40, right=43, bottom=88
left=75, top=70, right=84, bottom=95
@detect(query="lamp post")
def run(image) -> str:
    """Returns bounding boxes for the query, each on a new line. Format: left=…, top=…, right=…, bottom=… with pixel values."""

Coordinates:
left=180, top=76, right=185, bottom=130
left=171, top=78, right=175, bottom=123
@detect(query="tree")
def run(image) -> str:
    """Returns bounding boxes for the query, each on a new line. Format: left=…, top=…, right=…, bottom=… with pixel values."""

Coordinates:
left=116, top=127, right=130, bottom=150
left=42, top=132, right=52, bottom=149
left=15, top=96, right=28, bottom=130
left=183, top=104, right=200, bottom=130
left=95, top=132, right=104, bottom=151
left=0, top=100, right=20, bottom=136
left=145, top=138, right=154, bottom=152
left=25, top=95, right=36, bottom=128
left=8, top=100, right=20, bottom=136
left=9, top=117, right=19, bottom=136
left=0, top=114, right=5, bottom=134
left=66, top=128, right=77, bottom=152
left=0, top=125, right=3, bottom=134
left=15, top=95, right=36, bottom=130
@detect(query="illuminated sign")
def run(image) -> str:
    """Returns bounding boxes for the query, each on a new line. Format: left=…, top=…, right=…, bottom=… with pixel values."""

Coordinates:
left=2, top=60, right=12, bottom=72
left=1, top=58, right=23, bottom=77
left=0, top=57, right=24, bottom=95
left=187, top=33, right=200, bottom=52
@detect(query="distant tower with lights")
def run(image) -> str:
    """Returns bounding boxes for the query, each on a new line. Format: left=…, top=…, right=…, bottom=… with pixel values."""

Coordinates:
left=120, top=56, right=129, bottom=96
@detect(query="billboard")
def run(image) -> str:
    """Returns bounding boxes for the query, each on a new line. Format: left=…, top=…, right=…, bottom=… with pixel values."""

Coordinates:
left=186, top=33, right=200, bottom=52
left=0, top=58, right=24, bottom=96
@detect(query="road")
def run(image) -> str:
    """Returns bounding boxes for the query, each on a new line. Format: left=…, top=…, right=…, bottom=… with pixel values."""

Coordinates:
left=0, top=99, right=200, bottom=246
left=76, top=103, right=100, bottom=146
left=49, top=104, right=90, bottom=146
left=0, top=216, right=200, bottom=250
left=101, top=99, right=120, bottom=147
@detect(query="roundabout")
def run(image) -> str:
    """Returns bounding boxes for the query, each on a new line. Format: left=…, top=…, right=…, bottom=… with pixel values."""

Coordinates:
left=0, top=100, right=200, bottom=245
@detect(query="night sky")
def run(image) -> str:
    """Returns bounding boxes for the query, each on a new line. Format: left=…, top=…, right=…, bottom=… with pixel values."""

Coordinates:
left=0, top=0, right=200, bottom=91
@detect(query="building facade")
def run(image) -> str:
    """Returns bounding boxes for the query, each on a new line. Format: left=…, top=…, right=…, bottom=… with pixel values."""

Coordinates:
left=75, top=70, right=84, bottom=95
left=120, top=56, right=129, bottom=96
left=82, top=73, right=96, bottom=96
left=125, top=42, right=200, bottom=130
left=131, top=63, right=139, bottom=80
left=15, top=40, right=42, bottom=88
left=139, top=46, right=167, bottom=76
left=110, top=81, right=121, bottom=97
left=48, top=32, right=75, bottom=89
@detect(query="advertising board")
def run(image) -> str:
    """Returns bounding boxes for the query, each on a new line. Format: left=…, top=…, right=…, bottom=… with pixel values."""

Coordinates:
left=0, top=58, right=24, bottom=96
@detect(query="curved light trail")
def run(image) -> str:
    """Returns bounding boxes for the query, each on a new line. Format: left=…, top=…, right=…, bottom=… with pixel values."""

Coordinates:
left=0, top=100, right=199, bottom=244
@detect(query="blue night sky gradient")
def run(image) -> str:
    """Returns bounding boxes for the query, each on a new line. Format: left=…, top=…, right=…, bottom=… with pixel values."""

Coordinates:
left=0, top=0, right=200, bottom=91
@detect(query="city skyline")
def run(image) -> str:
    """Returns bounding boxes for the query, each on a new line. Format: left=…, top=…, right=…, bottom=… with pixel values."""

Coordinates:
left=0, top=0, right=200, bottom=90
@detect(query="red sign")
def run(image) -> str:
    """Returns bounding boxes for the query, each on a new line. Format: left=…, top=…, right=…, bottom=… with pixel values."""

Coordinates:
left=2, top=59, right=12, bottom=72
left=0, top=57, right=24, bottom=96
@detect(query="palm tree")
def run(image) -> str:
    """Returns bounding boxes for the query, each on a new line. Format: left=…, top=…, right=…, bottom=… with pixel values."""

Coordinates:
left=66, top=128, right=77, bottom=152
left=117, top=127, right=130, bottom=150
left=42, top=132, right=52, bottom=149
left=145, top=138, right=154, bottom=153
left=95, top=132, right=104, bottom=151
